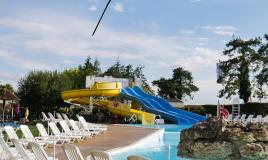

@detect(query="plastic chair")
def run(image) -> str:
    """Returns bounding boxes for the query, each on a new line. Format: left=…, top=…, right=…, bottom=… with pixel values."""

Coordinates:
left=48, top=122, right=79, bottom=141
left=78, top=117, right=104, bottom=134
left=232, top=115, right=240, bottom=122
left=252, top=115, right=263, bottom=123
left=20, top=125, right=48, bottom=147
left=245, top=114, right=254, bottom=124
left=48, top=112, right=60, bottom=123
left=56, top=113, right=64, bottom=121
left=62, top=143, right=85, bottom=160
left=59, top=121, right=84, bottom=140
left=89, top=150, right=112, bottom=160
left=28, top=142, right=57, bottom=160
left=4, top=125, right=30, bottom=146
left=11, top=138, right=34, bottom=160
left=0, top=134, right=19, bottom=160
left=262, top=115, right=268, bottom=124
left=69, top=119, right=92, bottom=138
left=36, top=123, right=70, bottom=144
left=239, top=114, right=247, bottom=123
left=41, top=112, right=51, bottom=122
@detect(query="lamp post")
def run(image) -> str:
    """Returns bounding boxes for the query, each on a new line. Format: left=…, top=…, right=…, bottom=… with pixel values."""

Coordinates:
left=2, top=88, right=6, bottom=125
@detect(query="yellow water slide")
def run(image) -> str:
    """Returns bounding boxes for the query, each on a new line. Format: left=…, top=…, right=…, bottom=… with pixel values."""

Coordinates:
left=61, top=82, right=155, bottom=125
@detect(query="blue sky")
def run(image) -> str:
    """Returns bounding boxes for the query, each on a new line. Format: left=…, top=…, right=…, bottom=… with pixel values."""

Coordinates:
left=0, top=0, right=268, bottom=104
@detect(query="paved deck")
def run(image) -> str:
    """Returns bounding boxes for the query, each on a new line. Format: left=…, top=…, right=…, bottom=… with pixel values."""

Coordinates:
left=46, top=125, right=159, bottom=160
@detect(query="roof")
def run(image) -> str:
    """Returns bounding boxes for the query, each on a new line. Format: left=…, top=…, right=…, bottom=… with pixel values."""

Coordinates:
left=0, top=88, right=20, bottom=101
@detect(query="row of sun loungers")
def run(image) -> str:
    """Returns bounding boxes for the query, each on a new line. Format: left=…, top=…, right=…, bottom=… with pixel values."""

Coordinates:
left=0, top=113, right=110, bottom=160
left=226, top=114, right=268, bottom=124
left=42, top=112, right=107, bottom=133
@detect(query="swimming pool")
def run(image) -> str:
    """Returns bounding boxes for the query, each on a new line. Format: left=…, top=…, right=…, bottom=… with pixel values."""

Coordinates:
left=111, top=124, right=191, bottom=160
left=0, top=122, right=19, bottom=128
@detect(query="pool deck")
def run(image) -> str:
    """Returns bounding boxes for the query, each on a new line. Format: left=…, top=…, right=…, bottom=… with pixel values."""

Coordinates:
left=46, top=124, right=160, bottom=160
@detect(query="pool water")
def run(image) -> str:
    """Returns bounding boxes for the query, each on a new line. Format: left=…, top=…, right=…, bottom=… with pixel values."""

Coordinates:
left=111, top=124, right=191, bottom=160
left=0, top=122, right=19, bottom=128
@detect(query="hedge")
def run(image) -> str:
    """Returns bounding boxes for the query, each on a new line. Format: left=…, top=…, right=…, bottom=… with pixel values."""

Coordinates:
left=183, top=103, right=268, bottom=116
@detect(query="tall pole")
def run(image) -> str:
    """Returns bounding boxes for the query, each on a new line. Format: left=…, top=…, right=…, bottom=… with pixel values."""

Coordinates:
left=2, top=99, right=5, bottom=124
left=92, top=0, right=112, bottom=36
left=2, top=88, right=6, bottom=124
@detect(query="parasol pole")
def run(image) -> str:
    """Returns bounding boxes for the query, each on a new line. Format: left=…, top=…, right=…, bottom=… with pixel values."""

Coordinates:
left=2, top=99, right=5, bottom=124
left=2, top=88, right=6, bottom=124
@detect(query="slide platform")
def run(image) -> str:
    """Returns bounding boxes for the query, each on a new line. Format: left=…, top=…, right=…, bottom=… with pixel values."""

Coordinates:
left=121, top=86, right=206, bottom=125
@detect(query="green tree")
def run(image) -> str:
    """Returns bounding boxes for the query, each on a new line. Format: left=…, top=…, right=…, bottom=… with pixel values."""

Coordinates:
left=17, top=71, right=64, bottom=119
left=78, top=56, right=101, bottom=88
left=93, top=59, right=101, bottom=76
left=255, top=34, right=268, bottom=99
left=152, top=78, right=174, bottom=98
left=0, top=83, right=14, bottom=93
left=153, top=67, right=199, bottom=100
left=133, top=65, right=154, bottom=94
left=219, top=36, right=262, bottom=103
left=103, top=59, right=124, bottom=78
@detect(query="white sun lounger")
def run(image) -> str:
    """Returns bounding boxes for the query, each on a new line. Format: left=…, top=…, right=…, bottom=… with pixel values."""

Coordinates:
left=59, top=121, right=85, bottom=140
left=252, top=115, right=263, bottom=123
left=20, top=125, right=49, bottom=147
left=28, top=142, right=57, bottom=160
left=62, top=113, right=72, bottom=122
left=226, top=114, right=233, bottom=122
left=245, top=114, right=254, bottom=124
left=69, top=119, right=93, bottom=138
left=0, top=134, right=20, bottom=160
left=89, top=150, right=112, bottom=160
left=262, top=115, right=268, bottom=124
left=48, top=122, right=81, bottom=141
left=42, top=112, right=52, bottom=122
left=78, top=116, right=106, bottom=134
left=56, top=113, right=64, bottom=121
left=36, top=123, right=71, bottom=144
left=4, top=126, right=28, bottom=145
left=62, top=143, right=85, bottom=160
left=232, top=115, right=240, bottom=123
left=48, top=112, right=60, bottom=123
left=62, top=143, right=113, bottom=160
left=61, top=113, right=75, bottom=127
left=239, top=114, right=247, bottom=123
left=11, top=138, right=35, bottom=160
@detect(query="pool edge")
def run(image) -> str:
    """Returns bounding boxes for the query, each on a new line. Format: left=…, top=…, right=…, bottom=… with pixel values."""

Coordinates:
left=107, top=127, right=164, bottom=155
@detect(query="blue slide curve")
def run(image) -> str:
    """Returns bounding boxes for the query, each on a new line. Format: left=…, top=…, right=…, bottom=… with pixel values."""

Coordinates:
left=121, top=86, right=206, bottom=125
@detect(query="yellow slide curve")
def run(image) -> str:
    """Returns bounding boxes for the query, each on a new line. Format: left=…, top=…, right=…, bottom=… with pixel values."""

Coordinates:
left=61, top=82, right=155, bottom=125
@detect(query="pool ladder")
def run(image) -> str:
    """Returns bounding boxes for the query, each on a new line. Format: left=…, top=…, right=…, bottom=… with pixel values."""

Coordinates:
left=155, top=115, right=165, bottom=127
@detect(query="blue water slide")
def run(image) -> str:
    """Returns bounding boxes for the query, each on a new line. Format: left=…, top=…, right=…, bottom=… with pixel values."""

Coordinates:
left=124, top=87, right=201, bottom=124
left=121, top=88, right=187, bottom=124
left=133, top=86, right=206, bottom=122
left=120, top=86, right=206, bottom=125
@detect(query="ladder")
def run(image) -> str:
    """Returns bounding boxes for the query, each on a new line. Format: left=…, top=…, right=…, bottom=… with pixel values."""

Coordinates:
left=232, top=98, right=240, bottom=117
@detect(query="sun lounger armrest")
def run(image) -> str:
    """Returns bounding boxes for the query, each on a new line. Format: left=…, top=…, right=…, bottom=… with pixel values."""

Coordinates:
left=86, top=155, right=93, bottom=160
